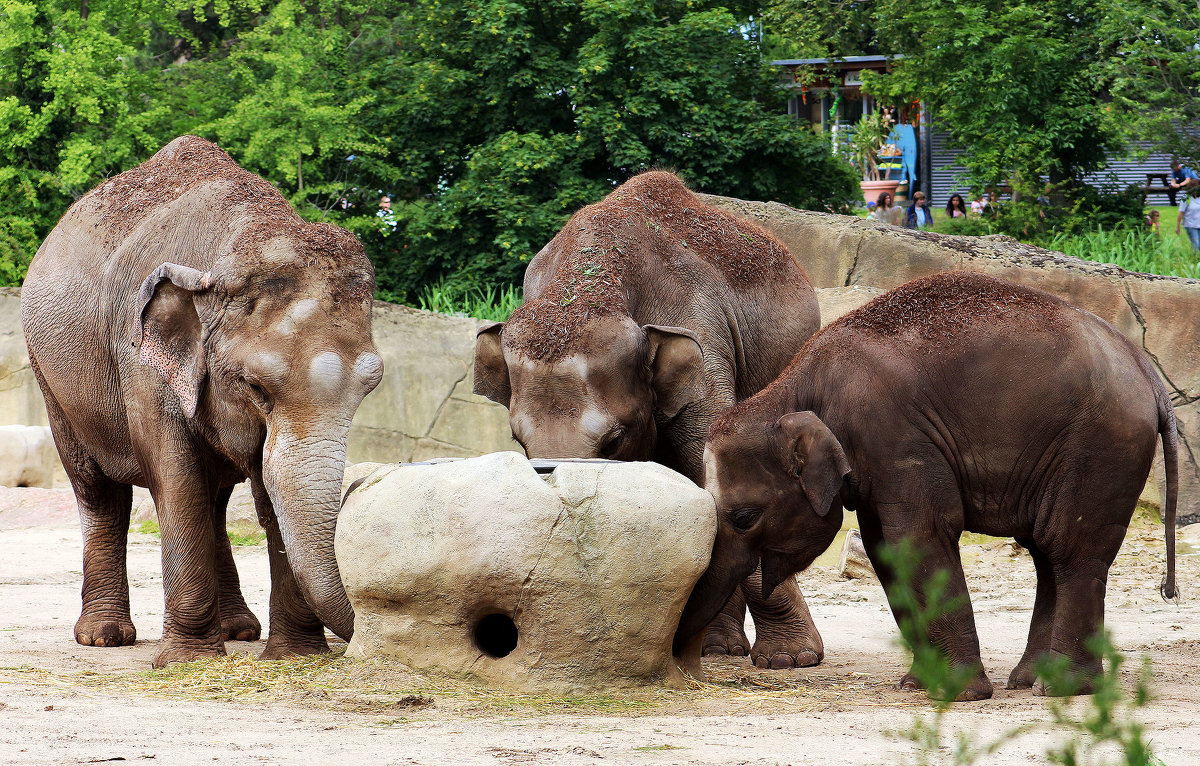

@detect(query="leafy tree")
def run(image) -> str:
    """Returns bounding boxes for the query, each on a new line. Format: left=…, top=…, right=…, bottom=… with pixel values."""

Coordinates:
left=767, top=0, right=1127, bottom=206
left=1101, top=0, right=1200, bottom=167
left=353, top=0, right=858, bottom=300
left=0, top=0, right=857, bottom=298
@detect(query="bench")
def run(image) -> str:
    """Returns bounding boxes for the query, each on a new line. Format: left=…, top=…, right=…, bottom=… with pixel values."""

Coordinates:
left=1141, top=173, right=1179, bottom=206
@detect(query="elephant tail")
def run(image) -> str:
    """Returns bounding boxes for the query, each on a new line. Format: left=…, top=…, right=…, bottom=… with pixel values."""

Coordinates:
left=1158, top=386, right=1178, bottom=602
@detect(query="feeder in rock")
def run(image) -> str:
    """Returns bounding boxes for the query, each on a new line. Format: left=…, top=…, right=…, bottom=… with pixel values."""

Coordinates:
left=335, top=451, right=717, bottom=693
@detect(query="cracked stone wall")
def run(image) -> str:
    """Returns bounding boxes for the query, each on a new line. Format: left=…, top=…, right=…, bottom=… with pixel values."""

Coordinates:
left=5, top=204, right=1196, bottom=523
left=704, top=196, right=1200, bottom=524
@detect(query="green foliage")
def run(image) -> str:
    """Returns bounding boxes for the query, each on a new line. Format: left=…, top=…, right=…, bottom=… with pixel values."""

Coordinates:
left=358, top=0, right=858, bottom=300
left=765, top=0, right=1199, bottom=219
left=1101, top=0, right=1200, bottom=167
left=869, top=0, right=1121, bottom=203
left=0, top=0, right=856, bottom=298
left=416, top=280, right=523, bottom=323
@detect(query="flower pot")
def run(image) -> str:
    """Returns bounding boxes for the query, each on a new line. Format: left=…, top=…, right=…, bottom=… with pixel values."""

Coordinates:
left=860, top=179, right=900, bottom=206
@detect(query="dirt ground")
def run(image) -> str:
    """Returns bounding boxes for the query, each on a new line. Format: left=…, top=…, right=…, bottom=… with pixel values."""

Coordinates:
left=2, top=487, right=1199, bottom=766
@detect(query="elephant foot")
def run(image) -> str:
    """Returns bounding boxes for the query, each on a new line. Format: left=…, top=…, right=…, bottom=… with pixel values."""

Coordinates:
left=75, top=614, right=136, bottom=648
left=897, top=670, right=924, bottom=692
left=259, top=631, right=330, bottom=660
left=701, top=616, right=750, bottom=657
left=221, top=611, right=262, bottom=642
left=1006, top=663, right=1037, bottom=690
left=900, top=668, right=994, bottom=701
left=151, top=637, right=226, bottom=668
left=747, top=619, right=824, bottom=669
left=1032, top=656, right=1101, bottom=697
left=749, top=630, right=823, bottom=669
left=952, top=673, right=995, bottom=702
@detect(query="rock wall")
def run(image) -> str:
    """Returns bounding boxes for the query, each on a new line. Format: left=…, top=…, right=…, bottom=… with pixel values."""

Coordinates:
left=704, top=196, right=1199, bottom=523
left=5, top=202, right=1196, bottom=523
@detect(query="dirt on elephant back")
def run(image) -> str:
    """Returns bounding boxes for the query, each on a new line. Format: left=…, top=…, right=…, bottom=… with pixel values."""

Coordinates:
left=89, top=136, right=282, bottom=248
left=507, top=171, right=803, bottom=362
left=836, top=271, right=1067, bottom=341
left=86, top=136, right=372, bottom=305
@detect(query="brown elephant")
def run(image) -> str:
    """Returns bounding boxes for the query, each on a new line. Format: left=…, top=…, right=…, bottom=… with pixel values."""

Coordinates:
left=473, top=171, right=826, bottom=668
left=676, top=271, right=1178, bottom=700
left=21, top=136, right=383, bottom=667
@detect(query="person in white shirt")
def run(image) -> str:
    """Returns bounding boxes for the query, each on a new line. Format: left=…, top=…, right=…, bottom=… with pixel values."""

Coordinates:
left=1177, top=193, right=1200, bottom=251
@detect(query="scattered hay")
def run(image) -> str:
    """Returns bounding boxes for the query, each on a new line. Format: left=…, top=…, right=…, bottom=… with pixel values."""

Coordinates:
left=0, top=653, right=903, bottom=717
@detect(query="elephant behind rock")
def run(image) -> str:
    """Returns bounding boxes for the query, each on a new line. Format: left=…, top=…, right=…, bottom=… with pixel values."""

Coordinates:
left=473, top=170, right=825, bottom=669
left=21, top=136, right=383, bottom=667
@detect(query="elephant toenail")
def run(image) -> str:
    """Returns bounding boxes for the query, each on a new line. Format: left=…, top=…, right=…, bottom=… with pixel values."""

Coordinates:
left=769, top=654, right=795, bottom=669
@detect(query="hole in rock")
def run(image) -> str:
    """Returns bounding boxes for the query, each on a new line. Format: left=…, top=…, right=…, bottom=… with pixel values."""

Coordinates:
left=474, top=613, right=519, bottom=658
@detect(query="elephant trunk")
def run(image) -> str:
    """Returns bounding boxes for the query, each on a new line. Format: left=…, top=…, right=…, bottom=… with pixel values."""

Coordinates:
left=672, top=529, right=757, bottom=654
left=262, top=421, right=355, bottom=640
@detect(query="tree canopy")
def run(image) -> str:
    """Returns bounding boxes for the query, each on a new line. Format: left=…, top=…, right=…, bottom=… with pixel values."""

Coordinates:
left=0, top=0, right=859, bottom=298
left=765, top=0, right=1200, bottom=208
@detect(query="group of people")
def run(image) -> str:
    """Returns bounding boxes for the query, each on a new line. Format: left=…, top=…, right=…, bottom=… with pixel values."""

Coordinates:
left=867, top=189, right=997, bottom=230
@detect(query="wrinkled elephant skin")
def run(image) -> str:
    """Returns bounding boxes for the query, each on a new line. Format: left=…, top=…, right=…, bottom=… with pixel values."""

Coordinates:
left=21, top=136, right=382, bottom=667
left=680, top=272, right=1178, bottom=702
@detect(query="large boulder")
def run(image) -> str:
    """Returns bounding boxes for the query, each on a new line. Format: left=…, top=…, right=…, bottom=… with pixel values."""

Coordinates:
left=0, top=425, right=61, bottom=488
left=335, top=452, right=716, bottom=693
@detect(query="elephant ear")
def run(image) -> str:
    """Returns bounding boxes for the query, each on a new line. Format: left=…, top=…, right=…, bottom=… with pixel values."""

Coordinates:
left=776, top=411, right=850, bottom=517
left=644, top=325, right=706, bottom=420
left=136, top=263, right=213, bottom=419
left=473, top=322, right=511, bottom=408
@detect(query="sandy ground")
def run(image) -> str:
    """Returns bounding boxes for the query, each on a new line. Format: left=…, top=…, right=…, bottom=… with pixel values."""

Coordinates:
left=2, top=488, right=1199, bottom=766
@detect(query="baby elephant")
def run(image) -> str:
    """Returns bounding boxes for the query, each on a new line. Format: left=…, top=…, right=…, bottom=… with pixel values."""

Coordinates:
left=676, top=271, right=1178, bottom=701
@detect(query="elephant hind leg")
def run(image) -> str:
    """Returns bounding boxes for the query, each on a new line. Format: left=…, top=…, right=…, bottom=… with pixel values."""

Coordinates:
left=212, top=485, right=262, bottom=642
left=743, top=567, right=824, bottom=669
left=702, top=583, right=750, bottom=658
left=40, top=381, right=137, bottom=649
left=74, top=474, right=136, bottom=648
left=1007, top=537, right=1055, bottom=689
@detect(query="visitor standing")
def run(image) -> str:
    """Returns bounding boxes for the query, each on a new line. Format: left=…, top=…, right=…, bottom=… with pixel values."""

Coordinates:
left=904, top=192, right=934, bottom=229
left=1178, top=194, right=1200, bottom=252
left=875, top=192, right=903, bottom=226
left=376, top=195, right=397, bottom=234
left=945, top=194, right=967, bottom=219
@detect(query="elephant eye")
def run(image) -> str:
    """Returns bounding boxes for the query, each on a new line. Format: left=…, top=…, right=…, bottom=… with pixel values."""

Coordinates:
left=598, top=429, right=625, bottom=459
left=728, top=506, right=763, bottom=533
left=245, top=378, right=273, bottom=414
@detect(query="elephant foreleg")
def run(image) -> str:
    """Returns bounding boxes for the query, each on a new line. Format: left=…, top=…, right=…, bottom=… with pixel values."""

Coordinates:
left=743, top=567, right=824, bottom=669
left=212, top=485, right=261, bottom=642
left=148, top=470, right=226, bottom=668
left=702, top=584, right=750, bottom=657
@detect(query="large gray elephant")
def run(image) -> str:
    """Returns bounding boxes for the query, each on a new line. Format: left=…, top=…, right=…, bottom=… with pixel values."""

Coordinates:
left=21, top=136, right=383, bottom=668
left=676, top=272, right=1178, bottom=700
left=473, top=171, right=826, bottom=668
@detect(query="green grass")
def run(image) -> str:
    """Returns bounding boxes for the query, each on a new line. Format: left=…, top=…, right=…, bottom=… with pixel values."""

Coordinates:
left=129, top=518, right=265, bottom=547
left=416, top=283, right=523, bottom=322
left=1040, top=223, right=1200, bottom=279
